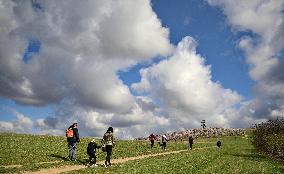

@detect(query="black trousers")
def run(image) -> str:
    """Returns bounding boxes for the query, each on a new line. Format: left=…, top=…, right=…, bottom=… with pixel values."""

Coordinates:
left=105, top=145, right=113, bottom=165
left=150, top=140, right=154, bottom=148
left=189, top=143, right=193, bottom=149
left=162, top=142, right=167, bottom=149
left=88, top=153, right=97, bottom=165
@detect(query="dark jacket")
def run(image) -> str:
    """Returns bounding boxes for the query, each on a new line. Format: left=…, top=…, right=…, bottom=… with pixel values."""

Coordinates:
left=149, top=134, right=157, bottom=141
left=87, top=142, right=101, bottom=155
left=188, top=136, right=194, bottom=144
left=67, top=127, right=80, bottom=143
left=217, top=141, right=221, bottom=147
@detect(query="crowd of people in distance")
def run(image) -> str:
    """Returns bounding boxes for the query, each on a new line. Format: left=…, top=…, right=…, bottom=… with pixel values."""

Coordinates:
left=137, top=127, right=245, bottom=141
left=149, top=133, right=194, bottom=151
left=66, top=124, right=243, bottom=168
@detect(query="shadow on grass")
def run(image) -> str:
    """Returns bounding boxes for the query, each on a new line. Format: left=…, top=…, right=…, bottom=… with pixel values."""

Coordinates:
left=76, top=159, right=88, bottom=165
left=50, top=154, right=69, bottom=161
left=50, top=154, right=88, bottom=165
left=229, top=153, right=266, bottom=160
left=223, top=149, right=267, bottom=161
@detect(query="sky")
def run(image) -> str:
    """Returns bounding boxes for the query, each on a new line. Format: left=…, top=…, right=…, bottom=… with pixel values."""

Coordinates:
left=0, top=0, right=283, bottom=139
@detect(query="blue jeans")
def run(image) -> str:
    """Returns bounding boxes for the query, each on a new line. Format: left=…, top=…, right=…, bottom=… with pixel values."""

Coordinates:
left=68, top=142, right=77, bottom=161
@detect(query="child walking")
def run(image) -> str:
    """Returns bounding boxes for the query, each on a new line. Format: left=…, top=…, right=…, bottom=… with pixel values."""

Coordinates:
left=87, top=139, right=101, bottom=167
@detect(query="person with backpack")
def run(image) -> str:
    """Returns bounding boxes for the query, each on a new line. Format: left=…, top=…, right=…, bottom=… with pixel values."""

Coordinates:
left=188, top=135, right=194, bottom=150
left=148, top=133, right=157, bottom=148
left=161, top=134, right=168, bottom=150
left=87, top=139, right=101, bottom=167
left=101, top=127, right=115, bottom=167
left=66, top=122, right=80, bottom=161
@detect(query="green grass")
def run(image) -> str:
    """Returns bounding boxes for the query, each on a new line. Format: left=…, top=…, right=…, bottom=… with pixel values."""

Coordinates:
left=0, top=133, right=283, bottom=174
left=0, top=133, right=212, bottom=173
left=67, top=136, right=284, bottom=174
left=0, top=133, right=211, bottom=165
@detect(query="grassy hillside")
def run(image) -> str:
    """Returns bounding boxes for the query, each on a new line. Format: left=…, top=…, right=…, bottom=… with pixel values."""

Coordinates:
left=68, top=136, right=284, bottom=174
left=0, top=133, right=211, bottom=173
left=0, top=133, right=283, bottom=174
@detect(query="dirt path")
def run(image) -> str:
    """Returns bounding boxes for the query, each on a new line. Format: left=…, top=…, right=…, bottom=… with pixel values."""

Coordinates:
left=1, top=142, right=213, bottom=169
left=0, top=161, right=61, bottom=169
left=24, top=146, right=214, bottom=174
left=0, top=164, right=22, bottom=168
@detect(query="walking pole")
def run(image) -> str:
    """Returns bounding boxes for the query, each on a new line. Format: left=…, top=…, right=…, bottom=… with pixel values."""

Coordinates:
left=67, top=142, right=69, bottom=160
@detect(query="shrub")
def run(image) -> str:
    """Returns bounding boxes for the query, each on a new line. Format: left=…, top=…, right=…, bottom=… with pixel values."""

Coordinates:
left=252, top=118, right=284, bottom=160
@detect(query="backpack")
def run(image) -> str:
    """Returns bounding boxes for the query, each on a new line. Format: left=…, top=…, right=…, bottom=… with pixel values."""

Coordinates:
left=66, top=128, right=74, bottom=138
left=162, top=135, right=168, bottom=142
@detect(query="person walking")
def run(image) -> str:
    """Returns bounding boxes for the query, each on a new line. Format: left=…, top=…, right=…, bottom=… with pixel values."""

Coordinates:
left=101, top=127, right=115, bottom=167
left=148, top=133, right=157, bottom=148
left=161, top=134, right=168, bottom=150
left=87, top=139, right=101, bottom=167
left=66, top=122, right=80, bottom=161
left=216, top=140, right=222, bottom=150
left=188, top=135, right=194, bottom=150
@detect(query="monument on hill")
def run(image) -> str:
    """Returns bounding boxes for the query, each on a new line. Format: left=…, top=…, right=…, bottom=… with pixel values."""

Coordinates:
left=201, top=120, right=206, bottom=129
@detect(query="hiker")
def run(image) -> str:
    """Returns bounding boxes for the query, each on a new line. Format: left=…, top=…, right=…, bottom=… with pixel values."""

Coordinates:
left=101, top=127, right=115, bottom=167
left=148, top=133, right=157, bottom=148
left=87, top=139, right=101, bottom=167
left=66, top=122, right=80, bottom=161
left=173, top=136, right=178, bottom=142
left=188, top=135, right=194, bottom=150
left=161, top=134, right=168, bottom=150
left=216, top=140, right=222, bottom=150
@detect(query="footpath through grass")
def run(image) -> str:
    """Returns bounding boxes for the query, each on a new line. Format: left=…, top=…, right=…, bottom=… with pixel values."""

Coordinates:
left=0, top=133, right=210, bottom=173
left=1, top=133, right=283, bottom=174
left=67, top=136, right=284, bottom=174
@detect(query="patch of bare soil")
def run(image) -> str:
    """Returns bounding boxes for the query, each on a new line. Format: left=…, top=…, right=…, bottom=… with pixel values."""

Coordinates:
left=0, top=161, right=61, bottom=169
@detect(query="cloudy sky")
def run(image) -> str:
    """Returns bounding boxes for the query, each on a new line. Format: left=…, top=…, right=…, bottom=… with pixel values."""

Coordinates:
left=0, top=0, right=283, bottom=139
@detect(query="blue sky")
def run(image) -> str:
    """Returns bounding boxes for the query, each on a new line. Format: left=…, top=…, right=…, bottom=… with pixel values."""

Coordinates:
left=122, top=0, right=254, bottom=98
left=1, top=0, right=253, bottom=127
left=0, top=0, right=283, bottom=138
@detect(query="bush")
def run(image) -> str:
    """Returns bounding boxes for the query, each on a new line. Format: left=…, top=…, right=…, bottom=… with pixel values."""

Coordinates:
left=252, top=118, right=284, bottom=160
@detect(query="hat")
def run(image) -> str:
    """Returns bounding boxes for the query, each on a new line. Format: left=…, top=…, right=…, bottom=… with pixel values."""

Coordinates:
left=107, top=127, right=113, bottom=133
left=91, top=139, right=96, bottom=142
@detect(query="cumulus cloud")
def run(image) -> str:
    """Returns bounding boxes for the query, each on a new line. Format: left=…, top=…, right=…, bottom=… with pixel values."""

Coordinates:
left=4, top=0, right=282, bottom=139
left=208, top=0, right=284, bottom=121
left=0, top=0, right=172, bottom=113
left=33, top=101, right=171, bottom=139
left=0, top=111, right=33, bottom=133
left=132, top=36, right=242, bottom=129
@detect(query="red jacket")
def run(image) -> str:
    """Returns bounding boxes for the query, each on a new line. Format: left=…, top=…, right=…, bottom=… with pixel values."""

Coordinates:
left=149, top=134, right=156, bottom=141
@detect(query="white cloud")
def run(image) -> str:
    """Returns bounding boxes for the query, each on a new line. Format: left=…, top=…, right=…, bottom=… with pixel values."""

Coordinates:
left=3, top=0, right=283, bottom=138
left=7, top=36, right=245, bottom=139
left=208, top=0, right=284, bottom=123
left=32, top=100, right=172, bottom=139
left=0, top=0, right=172, bottom=113
left=0, top=0, right=175, bottom=138
left=208, top=0, right=284, bottom=80
left=0, top=122, right=14, bottom=132
left=0, top=111, right=33, bottom=133
left=132, top=36, right=242, bottom=129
